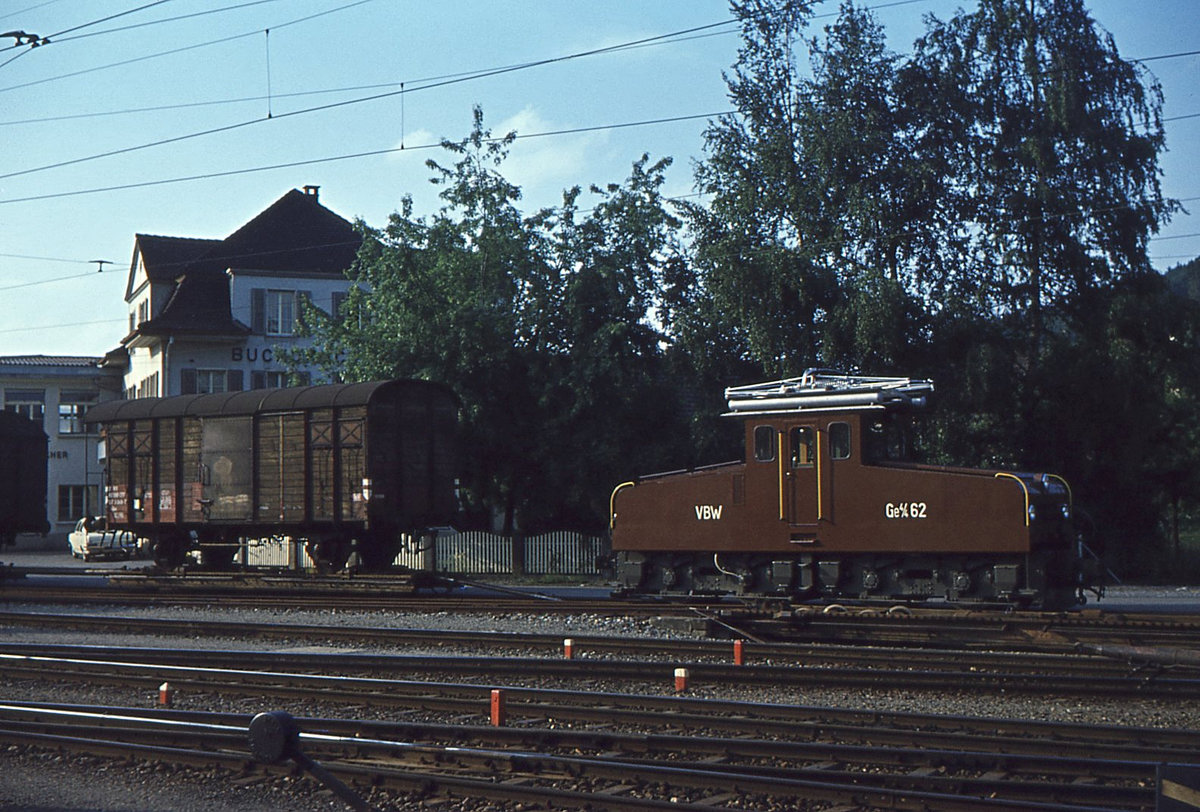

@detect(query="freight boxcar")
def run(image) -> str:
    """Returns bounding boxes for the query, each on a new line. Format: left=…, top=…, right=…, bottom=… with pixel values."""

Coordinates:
left=609, top=371, right=1097, bottom=609
left=85, top=380, right=457, bottom=570
left=0, top=410, right=50, bottom=546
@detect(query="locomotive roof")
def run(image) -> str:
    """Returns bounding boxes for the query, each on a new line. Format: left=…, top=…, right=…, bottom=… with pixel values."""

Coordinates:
left=84, top=379, right=454, bottom=423
left=724, top=369, right=933, bottom=416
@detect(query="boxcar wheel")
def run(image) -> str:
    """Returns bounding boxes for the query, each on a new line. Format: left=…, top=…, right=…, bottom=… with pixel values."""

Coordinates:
left=355, top=535, right=400, bottom=572
left=199, top=545, right=235, bottom=571
left=307, top=539, right=352, bottom=573
left=153, top=535, right=188, bottom=570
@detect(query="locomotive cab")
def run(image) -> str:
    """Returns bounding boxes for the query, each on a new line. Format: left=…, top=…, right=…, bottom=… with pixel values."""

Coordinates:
left=610, top=370, right=1093, bottom=610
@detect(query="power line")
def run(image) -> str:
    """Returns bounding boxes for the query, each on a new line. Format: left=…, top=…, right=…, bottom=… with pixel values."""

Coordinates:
left=0, top=0, right=375, bottom=91
left=0, top=111, right=729, bottom=205
left=44, top=0, right=287, bottom=45
left=0, top=251, right=87, bottom=265
left=45, top=0, right=173, bottom=41
left=0, top=316, right=127, bottom=336
left=0, top=269, right=112, bottom=292
left=0, top=17, right=738, bottom=183
left=0, top=2, right=66, bottom=26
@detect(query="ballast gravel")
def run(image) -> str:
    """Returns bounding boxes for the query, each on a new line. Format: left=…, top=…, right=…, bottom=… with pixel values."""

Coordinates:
left=2, top=592, right=1199, bottom=811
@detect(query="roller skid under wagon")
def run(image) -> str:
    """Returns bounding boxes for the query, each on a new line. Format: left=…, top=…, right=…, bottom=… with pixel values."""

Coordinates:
left=85, top=380, right=457, bottom=572
left=609, top=370, right=1101, bottom=610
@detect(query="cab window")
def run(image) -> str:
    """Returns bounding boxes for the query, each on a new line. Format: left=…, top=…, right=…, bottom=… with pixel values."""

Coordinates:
left=830, top=422, right=851, bottom=460
left=790, top=426, right=815, bottom=467
left=753, top=426, right=776, bottom=462
left=866, top=415, right=915, bottom=462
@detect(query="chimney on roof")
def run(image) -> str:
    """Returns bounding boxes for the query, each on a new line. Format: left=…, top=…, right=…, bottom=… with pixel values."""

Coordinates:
left=303, top=185, right=320, bottom=201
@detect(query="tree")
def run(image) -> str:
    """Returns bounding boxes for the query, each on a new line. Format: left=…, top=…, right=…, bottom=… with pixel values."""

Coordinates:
left=686, top=0, right=932, bottom=377
left=288, top=109, right=691, bottom=531
left=905, top=0, right=1173, bottom=347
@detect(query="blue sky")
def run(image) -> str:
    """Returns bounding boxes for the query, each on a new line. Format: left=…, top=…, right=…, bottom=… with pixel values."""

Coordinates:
left=1, top=0, right=1197, bottom=358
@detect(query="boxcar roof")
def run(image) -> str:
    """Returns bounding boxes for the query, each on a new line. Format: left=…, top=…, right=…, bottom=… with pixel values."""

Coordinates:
left=84, top=379, right=454, bottom=423
left=0, top=409, right=48, bottom=438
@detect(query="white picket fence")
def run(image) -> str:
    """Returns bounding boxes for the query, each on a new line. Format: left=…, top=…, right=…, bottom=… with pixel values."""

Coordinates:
left=239, top=530, right=609, bottom=576
left=395, top=530, right=609, bottom=575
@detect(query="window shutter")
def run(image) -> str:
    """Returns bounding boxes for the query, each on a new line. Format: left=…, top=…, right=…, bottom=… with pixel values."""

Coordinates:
left=251, top=288, right=266, bottom=334
left=331, top=291, right=347, bottom=323
left=180, top=368, right=197, bottom=395
left=227, top=369, right=244, bottom=391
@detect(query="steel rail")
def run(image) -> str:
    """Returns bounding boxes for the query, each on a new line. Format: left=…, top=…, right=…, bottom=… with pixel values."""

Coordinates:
left=0, top=703, right=1143, bottom=811
left=0, top=610, right=1182, bottom=682
left=0, top=702, right=1165, bottom=791
left=781, top=607, right=1200, bottom=651
left=6, top=572, right=1200, bottom=643
left=3, top=652, right=1199, bottom=764
left=2, top=626, right=1197, bottom=698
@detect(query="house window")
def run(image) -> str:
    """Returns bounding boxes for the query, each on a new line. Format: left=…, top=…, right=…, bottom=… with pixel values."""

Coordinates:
left=58, top=390, right=99, bottom=435
left=4, top=389, right=45, bottom=427
left=58, top=484, right=97, bottom=522
left=135, top=373, right=159, bottom=399
left=137, top=298, right=150, bottom=325
left=181, top=368, right=243, bottom=395
left=196, top=369, right=227, bottom=394
left=266, top=290, right=295, bottom=336
left=251, top=370, right=309, bottom=389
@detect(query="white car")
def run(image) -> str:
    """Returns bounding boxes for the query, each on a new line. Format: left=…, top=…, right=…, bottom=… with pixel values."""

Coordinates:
left=68, top=517, right=142, bottom=561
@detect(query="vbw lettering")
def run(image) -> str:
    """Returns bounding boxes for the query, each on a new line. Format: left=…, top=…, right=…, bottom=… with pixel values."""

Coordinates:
left=885, top=502, right=928, bottom=519
left=695, top=505, right=723, bottom=521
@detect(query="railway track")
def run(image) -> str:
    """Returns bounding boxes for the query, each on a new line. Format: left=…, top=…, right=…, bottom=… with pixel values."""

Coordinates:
left=7, top=572, right=1200, bottom=651
left=4, top=609, right=1200, bottom=693
left=3, top=626, right=1200, bottom=706
left=0, top=692, right=1184, bottom=810
left=0, top=570, right=724, bottom=616
left=3, top=599, right=1197, bottom=809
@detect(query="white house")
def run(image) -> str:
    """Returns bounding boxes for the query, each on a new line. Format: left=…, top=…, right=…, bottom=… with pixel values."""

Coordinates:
left=116, top=186, right=361, bottom=397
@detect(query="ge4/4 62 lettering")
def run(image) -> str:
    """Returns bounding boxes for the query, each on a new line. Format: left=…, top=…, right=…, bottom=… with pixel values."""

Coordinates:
left=885, top=502, right=927, bottom=519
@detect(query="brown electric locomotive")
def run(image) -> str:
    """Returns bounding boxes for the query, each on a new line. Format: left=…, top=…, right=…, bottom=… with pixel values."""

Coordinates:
left=610, top=371, right=1097, bottom=609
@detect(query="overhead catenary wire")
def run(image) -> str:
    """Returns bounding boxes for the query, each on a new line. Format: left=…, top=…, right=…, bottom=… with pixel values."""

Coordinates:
left=0, top=0, right=375, bottom=89
left=2, top=0, right=1192, bottom=189
left=0, top=111, right=729, bottom=204
left=0, top=16, right=739, bottom=183
left=0, top=4, right=1193, bottom=275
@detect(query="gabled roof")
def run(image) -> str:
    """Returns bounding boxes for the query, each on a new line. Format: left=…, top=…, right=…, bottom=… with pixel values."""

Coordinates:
left=126, top=235, right=222, bottom=300
left=219, top=188, right=362, bottom=274
left=123, top=188, right=361, bottom=344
